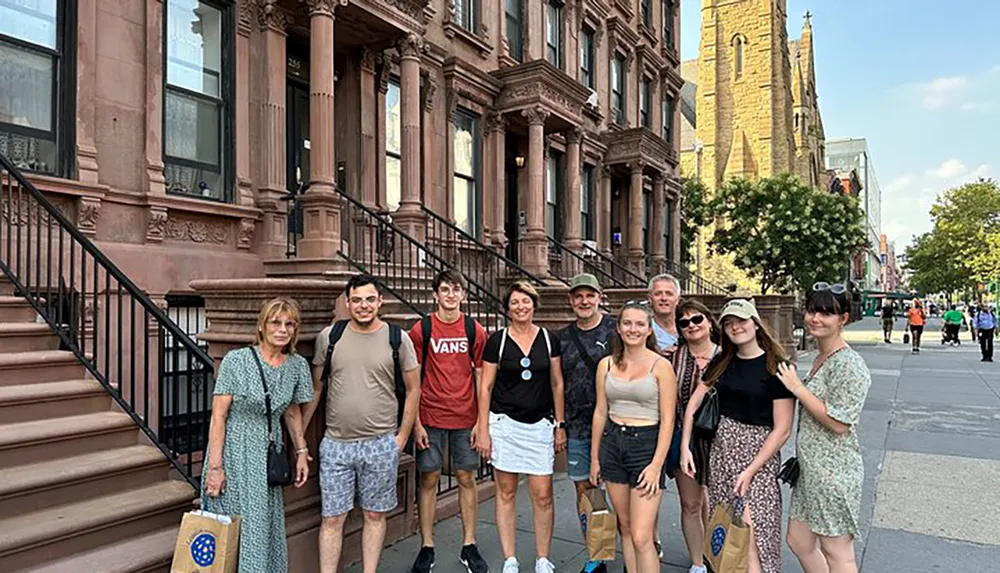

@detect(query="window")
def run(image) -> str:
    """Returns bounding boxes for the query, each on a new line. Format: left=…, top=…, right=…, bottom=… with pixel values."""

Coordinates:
left=662, top=0, right=674, bottom=48
left=164, top=0, right=232, bottom=201
left=0, top=0, right=71, bottom=176
left=640, top=78, right=651, bottom=128
left=641, top=0, right=652, bottom=28
left=581, top=164, right=595, bottom=240
left=662, top=97, right=673, bottom=143
left=734, top=36, right=744, bottom=79
left=505, top=0, right=523, bottom=62
left=580, top=28, right=595, bottom=89
left=454, top=0, right=476, bottom=33
left=611, top=54, right=625, bottom=125
left=545, top=0, right=562, bottom=69
left=664, top=198, right=673, bottom=263
left=453, top=109, right=480, bottom=236
left=545, top=152, right=561, bottom=239
left=385, top=79, right=401, bottom=211
left=642, top=191, right=651, bottom=253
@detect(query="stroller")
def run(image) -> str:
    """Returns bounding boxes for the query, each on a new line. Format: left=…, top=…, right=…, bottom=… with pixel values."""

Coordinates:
left=942, top=321, right=962, bottom=345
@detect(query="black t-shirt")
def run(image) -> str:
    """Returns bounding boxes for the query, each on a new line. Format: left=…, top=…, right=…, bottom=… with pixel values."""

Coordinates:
left=880, top=305, right=895, bottom=319
left=483, top=328, right=563, bottom=424
left=716, top=355, right=794, bottom=427
left=557, top=315, right=616, bottom=439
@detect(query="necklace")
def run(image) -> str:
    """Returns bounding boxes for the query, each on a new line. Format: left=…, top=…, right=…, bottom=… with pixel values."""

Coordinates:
left=690, top=343, right=718, bottom=362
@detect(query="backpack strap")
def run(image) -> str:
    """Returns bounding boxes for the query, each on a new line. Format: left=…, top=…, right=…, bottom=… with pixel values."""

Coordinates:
left=542, top=327, right=552, bottom=357
left=498, top=328, right=508, bottom=360
left=420, top=315, right=432, bottom=381
left=464, top=314, right=476, bottom=364
left=388, top=323, right=405, bottom=426
left=319, top=320, right=349, bottom=390
left=567, top=323, right=597, bottom=376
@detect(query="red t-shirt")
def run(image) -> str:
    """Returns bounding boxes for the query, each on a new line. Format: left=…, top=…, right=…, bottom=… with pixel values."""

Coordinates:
left=408, top=313, right=488, bottom=429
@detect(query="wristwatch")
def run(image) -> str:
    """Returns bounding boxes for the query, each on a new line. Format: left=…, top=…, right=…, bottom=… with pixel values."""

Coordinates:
left=554, top=420, right=566, bottom=429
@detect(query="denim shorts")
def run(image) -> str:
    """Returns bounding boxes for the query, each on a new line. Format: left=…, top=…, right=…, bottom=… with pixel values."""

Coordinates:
left=566, top=438, right=592, bottom=482
left=415, top=427, right=480, bottom=473
left=599, top=421, right=666, bottom=489
left=319, top=433, right=399, bottom=517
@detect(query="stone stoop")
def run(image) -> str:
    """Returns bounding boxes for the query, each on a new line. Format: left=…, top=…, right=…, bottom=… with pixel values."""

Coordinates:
left=0, top=295, right=197, bottom=573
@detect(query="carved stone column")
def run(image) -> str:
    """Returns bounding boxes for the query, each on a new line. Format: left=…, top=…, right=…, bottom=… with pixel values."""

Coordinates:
left=297, top=0, right=344, bottom=261
left=628, top=161, right=646, bottom=273
left=671, top=187, right=682, bottom=265
left=360, top=49, right=379, bottom=209
left=599, top=164, right=612, bottom=256
left=486, top=111, right=508, bottom=249
left=521, top=106, right=550, bottom=276
left=562, top=129, right=583, bottom=252
left=256, top=1, right=291, bottom=258
left=392, top=34, right=426, bottom=241
left=75, top=0, right=99, bottom=184
left=421, top=76, right=438, bottom=214
left=145, top=0, right=166, bottom=196
left=650, top=173, right=666, bottom=270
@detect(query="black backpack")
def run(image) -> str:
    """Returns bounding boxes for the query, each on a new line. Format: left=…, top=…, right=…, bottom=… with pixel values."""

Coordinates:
left=419, top=314, right=477, bottom=380
left=319, top=320, right=406, bottom=425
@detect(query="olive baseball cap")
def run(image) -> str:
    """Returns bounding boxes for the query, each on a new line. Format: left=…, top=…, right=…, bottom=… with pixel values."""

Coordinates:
left=719, top=299, right=760, bottom=321
left=569, top=273, right=603, bottom=294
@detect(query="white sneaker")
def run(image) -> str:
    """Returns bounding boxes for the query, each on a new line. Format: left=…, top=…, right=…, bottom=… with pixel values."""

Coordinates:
left=503, top=557, right=520, bottom=573
left=535, top=557, right=555, bottom=573
left=690, top=566, right=708, bottom=573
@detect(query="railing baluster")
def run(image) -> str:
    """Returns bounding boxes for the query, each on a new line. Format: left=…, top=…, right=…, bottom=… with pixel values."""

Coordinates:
left=68, top=240, right=76, bottom=346
left=130, top=298, right=136, bottom=414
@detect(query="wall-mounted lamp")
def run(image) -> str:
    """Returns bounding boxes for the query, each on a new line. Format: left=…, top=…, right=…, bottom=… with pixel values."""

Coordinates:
left=514, top=156, right=526, bottom=168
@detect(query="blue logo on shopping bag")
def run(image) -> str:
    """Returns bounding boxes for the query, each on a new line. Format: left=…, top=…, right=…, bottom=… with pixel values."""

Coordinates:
left=191, top=533, right=217, bottom=566
left=710, top=525, right=726, bottom=556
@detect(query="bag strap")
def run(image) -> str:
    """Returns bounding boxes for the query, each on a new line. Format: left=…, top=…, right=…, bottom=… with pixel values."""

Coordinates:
left=498, top=328, right=508, bottom=359
left=389, top=323, right=406, bottom=426
left=420, top=315, right=432, bottom=381
left=464, top=314, right=476, bottom=364
left=319, top=320, right=349, bottom=390
left=542, top=327, right=552, bottom=357
left=568, top=323, right=598, bottom=376
left=248, top=347, right=275, bottom=444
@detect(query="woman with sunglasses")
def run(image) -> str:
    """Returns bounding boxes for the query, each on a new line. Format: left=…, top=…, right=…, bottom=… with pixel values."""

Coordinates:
left=590, top=301, right=678, bottom=573
left=475, top=281, right=567, bottom=573
left=669, top=300, right=720, bottom=573
left=680, top=299, right=795, bottom=573
left=776, top=285, right=871, bottom=573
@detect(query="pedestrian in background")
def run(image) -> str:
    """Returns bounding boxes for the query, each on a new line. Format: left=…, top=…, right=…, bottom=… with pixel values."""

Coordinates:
left=942, top=305, right=964, bottom=346
left=968, top=304, right=979, bottom=343
left=475, top=281, right=567, bottom=573
left=557, top=274, right=617, bottom=573
left=880, top=301, right=895, bottom=343
left=974, top=304, right=997, bottom=362
left=669, top=299, right=720, bottom=573
left=777, top=283, right=872, bottom=573
left=680, top=299, right=795, bottom=573
left=905, top=300, right=926, bottom=354
left=203, top=297, right=313, bottom=573
left=590, top=301, right=678, bottom=573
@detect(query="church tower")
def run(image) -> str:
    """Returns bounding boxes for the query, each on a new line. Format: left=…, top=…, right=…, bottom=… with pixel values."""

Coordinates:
left=696, top=0, right=796, bottom=191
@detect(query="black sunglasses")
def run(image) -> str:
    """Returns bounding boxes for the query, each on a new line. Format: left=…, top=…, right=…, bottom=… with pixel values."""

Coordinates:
left=813, top=282, right=847, bottom=295
left=678, top=314, right=706, bottom=329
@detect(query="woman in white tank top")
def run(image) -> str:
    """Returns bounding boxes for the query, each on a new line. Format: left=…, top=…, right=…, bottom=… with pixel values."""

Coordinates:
left=590, top=301, right=678, bottom=573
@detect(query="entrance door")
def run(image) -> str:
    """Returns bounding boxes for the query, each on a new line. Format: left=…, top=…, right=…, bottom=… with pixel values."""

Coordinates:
left=286, top=80, right=310, bottom=192
left=505, top=138, right=520, bottom=263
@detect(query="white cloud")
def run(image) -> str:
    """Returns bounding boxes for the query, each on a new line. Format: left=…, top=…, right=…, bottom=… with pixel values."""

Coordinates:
left=927, top=159, right=966, bottom=179
left=903, top=66, right=1000, bottom=112
left=885, top=174, right=914, bottom=194
left=919, top=76, right=968, bottom=109
left=961, top=101, right=1000, bottom=113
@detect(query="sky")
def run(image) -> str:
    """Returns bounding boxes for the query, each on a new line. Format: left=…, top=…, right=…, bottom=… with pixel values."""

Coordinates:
left=680, top=0, right=1000, bottom=253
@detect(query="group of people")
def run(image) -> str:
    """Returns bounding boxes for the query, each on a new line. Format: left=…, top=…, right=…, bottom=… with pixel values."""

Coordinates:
left=886, top=299, right=997, bottom=361
left=200, top=270, right=874, bottom=573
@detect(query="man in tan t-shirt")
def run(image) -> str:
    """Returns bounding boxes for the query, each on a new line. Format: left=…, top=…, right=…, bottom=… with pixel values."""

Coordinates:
left=302, top=274, right=420, bottom=573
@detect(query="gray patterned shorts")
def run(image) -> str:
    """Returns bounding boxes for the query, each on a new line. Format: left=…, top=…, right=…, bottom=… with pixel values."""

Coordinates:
left=319, top=433, right=400, bottom=517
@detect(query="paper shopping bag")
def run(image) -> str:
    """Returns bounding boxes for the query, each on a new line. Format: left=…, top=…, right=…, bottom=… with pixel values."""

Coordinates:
left=170, top=508, right=242, bottom=573
left=580, top=488, right=617, bottom=562
left=703, top=501, right=750, bottom=573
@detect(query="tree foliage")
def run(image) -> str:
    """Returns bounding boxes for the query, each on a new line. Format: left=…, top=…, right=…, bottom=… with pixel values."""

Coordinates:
left=711, top=174, right=869, bottom=294
left=679, top=178, right=712, bottom=265
left=904, top=231, right=972, bottom=294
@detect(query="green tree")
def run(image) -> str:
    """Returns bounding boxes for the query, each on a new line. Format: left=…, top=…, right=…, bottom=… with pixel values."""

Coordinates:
left=679, top=178, right=711, bottom=265
left=711, top=174, right=869, bottom=294
left=904, top=231, right=973, bottom=295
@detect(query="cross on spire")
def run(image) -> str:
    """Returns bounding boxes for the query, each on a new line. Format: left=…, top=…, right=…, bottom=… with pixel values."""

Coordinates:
left=804, top=10, right=813, bottom=25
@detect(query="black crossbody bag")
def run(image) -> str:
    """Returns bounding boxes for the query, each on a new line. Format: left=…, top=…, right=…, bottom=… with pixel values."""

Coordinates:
left=249, top=347, right=293, bottom=487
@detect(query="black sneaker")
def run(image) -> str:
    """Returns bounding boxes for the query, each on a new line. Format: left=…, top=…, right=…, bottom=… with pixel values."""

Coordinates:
left=580, top=561, right=608, bottom=573
left=411, top=547, right=435, bottom=573
left=460, top=544, right=489, bottom=573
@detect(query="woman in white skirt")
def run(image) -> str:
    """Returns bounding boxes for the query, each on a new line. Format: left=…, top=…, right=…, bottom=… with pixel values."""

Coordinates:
left=475, top=281, right=567, bottom=573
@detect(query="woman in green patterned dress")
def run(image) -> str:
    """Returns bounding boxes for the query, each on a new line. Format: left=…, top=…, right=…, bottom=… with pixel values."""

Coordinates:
left=776, top=284, right=872, bottom=573
left=202, top=297, right=314, bottom=573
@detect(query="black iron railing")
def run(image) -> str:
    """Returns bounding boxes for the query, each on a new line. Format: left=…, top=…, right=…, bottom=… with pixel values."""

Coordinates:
left=580, top=242, right=648, bottom=287
left=547, top=236, right=623, bottom=288
left=423, top=206, right=550, bottom=292
left=0, top=152, right=212, bottom=488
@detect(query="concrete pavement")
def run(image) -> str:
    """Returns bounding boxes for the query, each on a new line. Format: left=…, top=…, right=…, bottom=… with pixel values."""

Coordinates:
left=347, top=316, right=1000, bottom=572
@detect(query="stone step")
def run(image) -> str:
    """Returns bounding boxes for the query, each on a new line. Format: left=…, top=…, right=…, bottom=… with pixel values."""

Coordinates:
left=0, top=323, right=60, bottom=353
left=16, top=526, right=178, bottom=573
left=0, top=444, right=171, bottom=519
left=0, top=411, right=139, bottom=468
left=0, top=296, right=38, bottom=322
left=0, top=350, right=86, bottom=386
left=0, top=480, right=196, bottom=572
left=0, top=379, right=109, bottom=424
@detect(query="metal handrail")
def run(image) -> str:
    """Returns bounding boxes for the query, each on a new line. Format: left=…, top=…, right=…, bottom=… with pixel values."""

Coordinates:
left=0, top=152, right=213, bottom=488
left=579, top=242, right=648, bottom=287
left=546, top=235, right=625, bottom=288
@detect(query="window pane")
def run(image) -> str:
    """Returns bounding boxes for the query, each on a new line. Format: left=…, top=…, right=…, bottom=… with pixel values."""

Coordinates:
left=0, top=130, right=56, bottom=173
left=545, top=2, right=560, bottom=67
left=165, top=163, right=223, bottom=199
left=453, top=176, right=472, bottom=232
left=386, top=155, right=401, bottom=211
left=386, top=81, right=401, bottom=155
left=0, top=41, right=53, bottom=131
left=454, top=115, right=475, bottom=178
left=166, top=0, right=222, bottom=97
left=546, top=156, right=557, bottom=203
left=165, top=89, right=220, bottom=165
left=0, top=0, right=57, bottom=48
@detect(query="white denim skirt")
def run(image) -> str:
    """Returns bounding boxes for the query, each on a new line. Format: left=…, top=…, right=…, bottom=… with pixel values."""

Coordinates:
left=489, top=412, right=555, bottom=475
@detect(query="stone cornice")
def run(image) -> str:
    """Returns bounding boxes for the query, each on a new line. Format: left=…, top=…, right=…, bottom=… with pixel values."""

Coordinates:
left=443, top=56, right=503, bottom=109
left=352, top=0, right=427, bottom=33
left=491, top=60, right=591, bottom=128
left=636, top=43, right=665, bottom=74
left=103, top=188, right=261, bottom=221
left=602, top=127, right=674, bottom=174
left=606, top=15, right=640, bottom=54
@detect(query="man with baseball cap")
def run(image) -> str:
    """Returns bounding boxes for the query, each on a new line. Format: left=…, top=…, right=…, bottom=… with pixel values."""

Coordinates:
left=558, top=273, right=617, bottom=573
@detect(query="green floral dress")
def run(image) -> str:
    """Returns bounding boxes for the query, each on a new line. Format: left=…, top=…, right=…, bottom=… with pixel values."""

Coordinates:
left=200, top=347, right=314, bottom=573
left=790, top=347, right=871, bottom=537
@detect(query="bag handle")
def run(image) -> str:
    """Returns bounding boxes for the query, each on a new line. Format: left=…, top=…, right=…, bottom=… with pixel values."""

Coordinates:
left=249, top=347, right=276, bottom=445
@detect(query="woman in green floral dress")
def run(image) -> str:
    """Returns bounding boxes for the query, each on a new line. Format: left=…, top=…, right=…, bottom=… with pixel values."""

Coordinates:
left=777, top=284, right=872, bottom=573
left=202, top=297, right=314, bottom=573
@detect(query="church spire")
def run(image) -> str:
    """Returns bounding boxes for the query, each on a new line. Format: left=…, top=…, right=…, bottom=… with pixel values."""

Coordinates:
left=799, top=10, right=816, bottom=96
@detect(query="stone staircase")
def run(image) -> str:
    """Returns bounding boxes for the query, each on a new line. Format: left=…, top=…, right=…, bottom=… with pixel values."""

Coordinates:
left=0, top=287, right=196, bottom=573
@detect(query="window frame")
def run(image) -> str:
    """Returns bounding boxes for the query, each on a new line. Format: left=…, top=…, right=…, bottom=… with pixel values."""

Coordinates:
left=385, top=77, right=402, bottom=211
left=664, top=197, right=673, bottom=263
left=580, top=27, right=595, bottom=89
left=162, top=0, right=235, bottom=203
left=640, top=77, right=651, bottom=128
left=641, top=0, right=652, bottom=28
left=581, top=163, right=595, bottom=241
left=455, top=0, right=477, bottom=34
left=611, top=53, right=626, bottom=125
left=505, top=0, right=524, bottom=62
left=662, top=0, right=674, bottom=49
left=452, top=107, right=481, bottom=238
left=545, top=0, right=563, bottom=69
left=734, top=35, right=745, bottom=79
left=662, top=96, right=672, bottom=143
left=545, top=150, right=562, bottom=240
left=0, top=0, right=77, bottom=178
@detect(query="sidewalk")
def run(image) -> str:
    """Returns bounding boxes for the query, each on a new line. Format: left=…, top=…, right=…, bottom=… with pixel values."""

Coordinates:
left=349, top=317, right=1000, bottom=572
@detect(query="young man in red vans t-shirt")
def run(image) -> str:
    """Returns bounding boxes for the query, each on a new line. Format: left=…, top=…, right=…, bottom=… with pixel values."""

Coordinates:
left=408, top=270, right=489, bottom=573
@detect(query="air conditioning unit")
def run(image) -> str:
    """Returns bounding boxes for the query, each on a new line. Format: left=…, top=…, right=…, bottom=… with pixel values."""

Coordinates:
left=586, top=88, right=599, bottom=108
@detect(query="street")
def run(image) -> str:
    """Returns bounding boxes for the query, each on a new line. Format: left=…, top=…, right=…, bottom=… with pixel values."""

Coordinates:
left=350, top=316, right=1000, bottom=572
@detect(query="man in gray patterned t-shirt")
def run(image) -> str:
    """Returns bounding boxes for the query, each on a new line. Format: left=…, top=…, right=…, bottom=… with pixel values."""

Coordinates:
left=557, top=273, right=616, bottom=573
